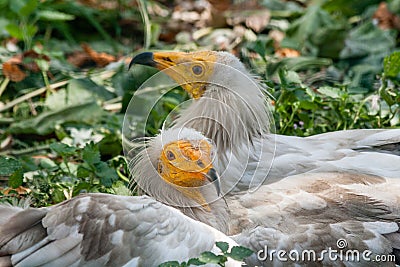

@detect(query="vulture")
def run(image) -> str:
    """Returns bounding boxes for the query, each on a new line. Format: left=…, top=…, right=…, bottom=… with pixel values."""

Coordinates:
left=1, top=128, right=400, bottom=266
left=0, top=130, right=241, bottom=267
left=130, top=128, right=400, bottom=266
left=130, top=51, right=400, bottom=192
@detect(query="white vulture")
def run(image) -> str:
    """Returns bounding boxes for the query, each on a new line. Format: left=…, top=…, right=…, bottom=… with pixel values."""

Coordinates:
left=130, top=51, right=400, bottom=192
left=2, top=128, right=400, bottom=266
left=129, top=128, right=400, bottom=266
left=0, top=131, right=242, bottom=267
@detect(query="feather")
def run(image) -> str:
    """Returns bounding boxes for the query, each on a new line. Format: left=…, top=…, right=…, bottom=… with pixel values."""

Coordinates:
left=146, top=51, right=400, bottom=192
left=0, top=193, right=240, bottom=267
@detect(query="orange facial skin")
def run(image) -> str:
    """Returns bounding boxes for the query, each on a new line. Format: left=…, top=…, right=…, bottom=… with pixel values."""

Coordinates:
left=157, top=139, right=217, bottom=209
left=158, top=139, right=213, bottom=188
left=130, top=51, right=217, bottom=98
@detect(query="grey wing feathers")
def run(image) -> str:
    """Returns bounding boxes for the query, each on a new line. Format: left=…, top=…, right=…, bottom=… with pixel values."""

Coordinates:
left=308, top=129, right=400, bottom=155
left=0, top=194, right=237, bottom=267
left=230, top=173, right=400, bottom=266
left=267, top=129, right=400, bottom=180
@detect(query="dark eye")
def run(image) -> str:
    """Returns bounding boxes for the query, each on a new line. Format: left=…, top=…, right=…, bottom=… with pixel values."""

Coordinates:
left=166, top=150, right=175, bottom=160
left=192, top=65, right=203, bottom=75
left=197, top=160, right=205, bottom=168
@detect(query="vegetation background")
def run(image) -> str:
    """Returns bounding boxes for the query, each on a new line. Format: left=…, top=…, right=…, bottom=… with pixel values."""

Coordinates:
left=0, top=0, right=399, bottom=208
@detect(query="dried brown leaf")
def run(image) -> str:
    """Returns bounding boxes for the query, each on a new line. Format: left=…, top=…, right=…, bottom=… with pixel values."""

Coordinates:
left=3, top=186, right=31, bottom=195
left=2, top=60, right=26, bottom=82
left=67, top=51, right=92, bottom=67
left=81, top=43, right=116, bottom=67
left=275, top=48, right=301, bottom=58
left=373, top=2, right=400, bottom=30
left=245, top=10, right=270, bottom=32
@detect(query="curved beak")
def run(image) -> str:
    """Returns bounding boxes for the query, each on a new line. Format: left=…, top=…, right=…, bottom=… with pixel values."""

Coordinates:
left=129, top=51, right=182, bottom=70
left=206, top=168, right=221, bottom=196
left=129, top=51, right=215, bottom=99
left=129, top=52, right=156, bottom=69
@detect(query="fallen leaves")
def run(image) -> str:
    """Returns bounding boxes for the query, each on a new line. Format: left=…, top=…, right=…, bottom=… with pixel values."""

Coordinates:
left=2, top=186, right=31, bottom=195
left=2, top=60, right=26, bottom=82
left=270, top=30, right=300, bottom=58
left=67, top=43, right=117, bottom=68
left=225, top=9, right=270, bottom=33
left=275, top=48, right=301, bottom=58
left=2, top=49, right=51, bottom=82
left=373, top=2, right=400, bottom=30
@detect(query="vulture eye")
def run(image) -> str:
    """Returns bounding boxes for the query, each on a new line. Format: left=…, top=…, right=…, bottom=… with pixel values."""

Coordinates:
left=197, top=160, right=205, bottom=168
left=166, top=150, right=176, bottom=161
left=192, top=65, right=203, bottom=75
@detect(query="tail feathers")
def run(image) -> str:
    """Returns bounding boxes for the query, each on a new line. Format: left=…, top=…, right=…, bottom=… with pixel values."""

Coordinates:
left=354, top=129, right=400, bottom=155
left=305, top=129, right=400, bottom=156
left=384, top=226, right=400, bottom=264
left=355, top=143, right=400, bottom=156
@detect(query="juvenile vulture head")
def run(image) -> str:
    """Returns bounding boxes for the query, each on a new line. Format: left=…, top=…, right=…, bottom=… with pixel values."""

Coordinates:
left=130, top=127, right=229, bottom=232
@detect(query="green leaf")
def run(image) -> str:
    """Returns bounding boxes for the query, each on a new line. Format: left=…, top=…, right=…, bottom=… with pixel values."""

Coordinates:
left=158, top=261, right=180, bottom=267
left=9, top=101, right=104, bottom=135
left=98, top=133, right=122, bottom=157
left=379, top=86, right=397, bottom=106
left=298, top=100, right=317, bottom=110
left=198, top=251, right=225, bottom=264
left=383, top=51, right=400, bottom=78
left=50, top=143, right=77, bottom=156
left=187, top=258, right=205, bottom=265
left=5, top=24, right=24, bottom=39
left=37, top=10, right=75, bottom=21
left=110, top=181, right=131, bottom=196
left=0, top=156, right=22, bottom=175
left=52, top=187, right=67, bottom=203
left=45, top=79, right=114, bottom=111
left=82, top=142, right=101, bottom=165
left=323, top=0, right=381, bottom=17
left=268, top=57, right=332, bottom=76
left=282, top=4, right=346, bottom=58
left=5, top=23, right=37, bottom=40
left=20, top=156, right=39, bottom=171
left=94, top=161, right=118, bottom=187
left=77, top=164, right=92, bottom=178
left=10, top=0, right=38, bottom=17
left=318, top=86, right=343, bottom=98
left=216, top=241, right=229, bottom=253
left=226, top=246, right=254, bottom=261
left=73, top=181, right=92, bottom=194
left=67, top=79, right=115, bottom=102
left=8, top=168, right=24, bottom=188
left=39, top=158, right=57, bottom=170
left=35, top=59, right=49, bottom=72
left=340, top=22, right=395, bottom=60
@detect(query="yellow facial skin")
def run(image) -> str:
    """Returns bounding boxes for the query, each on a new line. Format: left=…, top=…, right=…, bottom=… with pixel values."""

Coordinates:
left=131, top=51, right=217, bottom=99
left=158, top=139, right=216, bottom=208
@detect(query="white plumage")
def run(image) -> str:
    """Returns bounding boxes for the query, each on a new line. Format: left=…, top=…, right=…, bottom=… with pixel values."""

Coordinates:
left=0, top=193, right=240, bottom=266
left=130, top=51, right=400, bottom=193
left=0, top=128, right=239, bottom=266
left=1, top=128, right=400, bottom=266
left=130, top=128, right=400, bottom=266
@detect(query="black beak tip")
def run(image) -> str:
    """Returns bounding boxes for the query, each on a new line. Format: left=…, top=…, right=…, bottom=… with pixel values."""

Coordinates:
left=129, top=52, right=155, bottom=70
left=207, top=168, right=221, bottom=196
